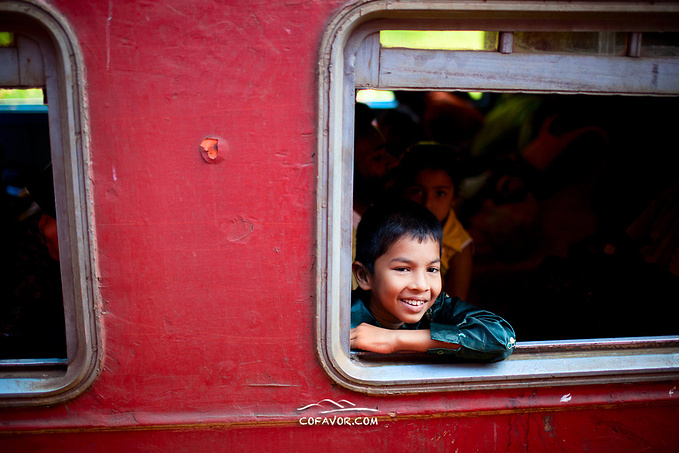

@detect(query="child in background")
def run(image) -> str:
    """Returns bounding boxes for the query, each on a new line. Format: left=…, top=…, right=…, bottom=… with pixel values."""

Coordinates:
left=351, top=200, right=515, bottom=361
left=395, top=143, right=473, bottom=300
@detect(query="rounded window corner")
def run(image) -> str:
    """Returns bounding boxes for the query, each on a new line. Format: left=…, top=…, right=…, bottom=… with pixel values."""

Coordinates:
left=0, top=347, right=102, bottom=408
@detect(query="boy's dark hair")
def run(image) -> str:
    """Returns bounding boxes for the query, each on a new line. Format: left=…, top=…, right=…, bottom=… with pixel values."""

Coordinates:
left=395, top=142, right=462, bottom=193
left=355, top=199, right=443, bottom=274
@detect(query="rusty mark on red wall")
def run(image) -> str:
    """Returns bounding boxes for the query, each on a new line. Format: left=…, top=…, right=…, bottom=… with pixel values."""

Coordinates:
left=543, top=415, right=555, bottom=433
left=199, top=137, right=224, bottom=163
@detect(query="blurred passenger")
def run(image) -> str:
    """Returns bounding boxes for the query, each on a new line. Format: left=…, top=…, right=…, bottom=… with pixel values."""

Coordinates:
left=377, top=108, right=424, bottom=160
left=422, top=91, right=484, bottom=151
left=28, top=164, right=60, bottom=262
left=377, top=92, right=426, bottom=159
left=394, top=143, right=473, bottom=300
left=469, top=94, right=544, bottom=168
left=353, top=103, right=398, bottom=288
left=462, top=95, right=608, bottom=261
left=354, top=103, right=397, bottom=221
left=626, top=182, right=679, bottom=279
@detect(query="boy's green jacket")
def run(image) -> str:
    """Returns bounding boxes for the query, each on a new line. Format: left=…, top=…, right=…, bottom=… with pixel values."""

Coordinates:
left=351, top=289, right=516, bottom=362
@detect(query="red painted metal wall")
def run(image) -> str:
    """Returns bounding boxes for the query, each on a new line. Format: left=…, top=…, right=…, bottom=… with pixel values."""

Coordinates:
left=1, top=0, right=678, bottom=450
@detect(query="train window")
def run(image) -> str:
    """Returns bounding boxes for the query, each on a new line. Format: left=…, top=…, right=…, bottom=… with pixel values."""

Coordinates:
left=0, top=3, right=100, bottom=406
left=317, top=0, right=679, bottom=394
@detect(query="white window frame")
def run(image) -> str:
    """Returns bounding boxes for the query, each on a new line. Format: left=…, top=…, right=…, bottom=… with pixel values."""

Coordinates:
left=0, top=0, right=100, bottom=406
left=316, top=0, right=679, bottom=394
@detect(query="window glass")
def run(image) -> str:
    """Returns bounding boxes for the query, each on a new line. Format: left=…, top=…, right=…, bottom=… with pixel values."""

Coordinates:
left=642, top=32, right=679, bottom=57
left=356, top=90, right=398, bottom=109
left=514, top=32, right=627, bottom=55
left=0, top=88, right=44, bottom=105
left=0, top=32, right=13, bottom=47
left=381, top=30, right=498, bottom=51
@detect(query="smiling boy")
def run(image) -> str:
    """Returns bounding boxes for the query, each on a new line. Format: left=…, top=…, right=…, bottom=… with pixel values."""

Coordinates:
left=351, top=200, right=515, bottom=361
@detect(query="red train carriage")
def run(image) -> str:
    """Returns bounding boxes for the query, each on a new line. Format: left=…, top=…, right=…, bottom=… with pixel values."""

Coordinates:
left=1, top=0, right=678, bottom=450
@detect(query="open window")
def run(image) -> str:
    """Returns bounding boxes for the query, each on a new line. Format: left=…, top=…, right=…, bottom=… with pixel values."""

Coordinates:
left=0, top=2, right=99, bottom=406
left=316, top=0, right=679, bottom=393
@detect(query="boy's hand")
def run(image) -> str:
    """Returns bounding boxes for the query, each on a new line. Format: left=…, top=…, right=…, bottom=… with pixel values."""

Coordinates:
left=351, top=323, right=400, bottom=354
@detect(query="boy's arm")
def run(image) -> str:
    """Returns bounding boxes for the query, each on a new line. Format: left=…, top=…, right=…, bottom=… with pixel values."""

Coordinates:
left=429, top=295, right=516, bottom=361
left=351, top=323, right=461, bottom=354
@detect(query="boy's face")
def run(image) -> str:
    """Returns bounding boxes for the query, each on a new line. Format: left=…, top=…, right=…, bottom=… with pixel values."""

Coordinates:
left=358, top=236, right=442, bottom=328
left=404, top=168, right=454, bottom=223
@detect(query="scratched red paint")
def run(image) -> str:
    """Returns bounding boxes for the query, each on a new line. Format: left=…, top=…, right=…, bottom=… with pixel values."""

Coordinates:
left=0, top=0, right=678, bottom=451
